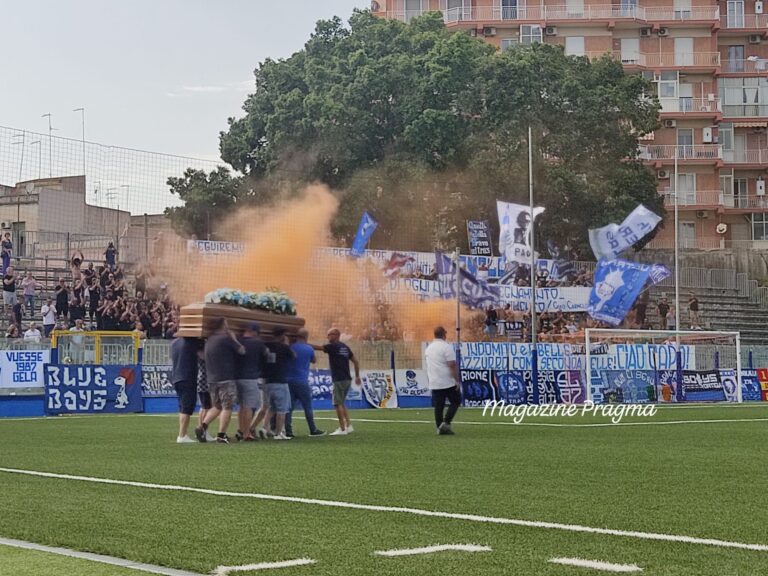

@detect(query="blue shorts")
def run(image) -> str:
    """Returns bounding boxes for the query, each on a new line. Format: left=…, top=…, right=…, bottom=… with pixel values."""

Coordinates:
left=264, top=383, right=290, bottom=413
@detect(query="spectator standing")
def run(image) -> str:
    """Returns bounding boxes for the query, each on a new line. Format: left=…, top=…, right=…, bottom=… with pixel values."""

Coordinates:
left=235, top=323, right=268, bottom=442
left=195, top=318, right=244, bottom=444
left=257, top=327, right=295, bottom=440
left=87, top=280, right=100, bottom=326
left=5, top=325, right=20, bottom=339
left=1, top=232, right=12, bottom=274
left=666, top=306, right=677, bottom=331
left=313, top=328, right=361, bottom=436
left=3, top=265, right=17, bottom=318
left=657, top=297, right=670, bottom=330
left=23, top=323, right=42, bottom=343
left=41, top=298, right=57, bottom=338
left=196, top=353, right=216, bottom=442
left=688, top=292, right=701, bottom=328
left=285, top=329, right=325, bottom=438
left=70, top=250, right=84, bottom=281
left=104, top=242, right=118, bottom=271
left=12, top=300, right=23, bottom=329
left=170, top=336, right=201, bottom=443
left=424, top=325, right=461, bottom=435
left=21, top=272, right=38, bottom=319
left=483, top=305, right=498, bottom=338
left=55, top=278, right=70, bottom=320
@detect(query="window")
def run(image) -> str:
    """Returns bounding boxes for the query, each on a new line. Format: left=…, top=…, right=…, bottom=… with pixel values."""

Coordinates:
left=752, top=214, right=768, bottom=240
left=658, top=71, right=679, bottom=98
left=720, top=78, right=768, bottom=117
left=727, top=45, right=745, bottom=72
left=727, top=0, right=745, bottom=28
left=501, top=38, right=518, bottom=52
left=520, top=25, right=542, bottom=44
left=674, top=0, right=692, bottom=19
left=564, top=37, right=585, bottom=56
left=501, top=0, right=517, bottom=20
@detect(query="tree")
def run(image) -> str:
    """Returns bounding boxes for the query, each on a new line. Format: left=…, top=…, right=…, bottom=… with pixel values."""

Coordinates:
left=165, top=167, right=243, bottom=239
left=216, top=10, right=662, bottom=256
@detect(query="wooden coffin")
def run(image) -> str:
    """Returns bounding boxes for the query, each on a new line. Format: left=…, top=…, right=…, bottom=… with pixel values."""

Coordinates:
left=176, top=303, right=305, bottom=338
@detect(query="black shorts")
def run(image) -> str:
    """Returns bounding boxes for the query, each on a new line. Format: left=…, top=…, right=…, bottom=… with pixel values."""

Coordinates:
left=198, top=391, right=212, bottom=410
left=173, top=380, right=197, bottom=416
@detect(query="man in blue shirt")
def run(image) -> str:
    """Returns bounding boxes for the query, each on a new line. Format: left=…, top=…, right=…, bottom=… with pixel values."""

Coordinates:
left=285, top=329, right=325, bottom=438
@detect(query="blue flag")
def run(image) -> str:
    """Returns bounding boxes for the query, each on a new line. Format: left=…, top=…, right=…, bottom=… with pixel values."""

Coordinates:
left=436, top=252, right=500, bottom=309
left=588, top=259, right=653, bottom=326
left=649, top=264, right=671, bottom=285
left=350, top=211, right=378, bottom=257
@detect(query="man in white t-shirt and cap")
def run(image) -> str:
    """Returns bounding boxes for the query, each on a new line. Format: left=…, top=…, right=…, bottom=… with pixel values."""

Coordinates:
left=424, top=325, right=461, bottom=435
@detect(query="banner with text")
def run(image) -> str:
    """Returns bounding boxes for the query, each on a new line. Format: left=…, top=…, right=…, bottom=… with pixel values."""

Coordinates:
left=0, top=349, right=50, bottom=389
left=141, top=365, right=174, bottom=397
left=45, top=365, right=143, bottom=415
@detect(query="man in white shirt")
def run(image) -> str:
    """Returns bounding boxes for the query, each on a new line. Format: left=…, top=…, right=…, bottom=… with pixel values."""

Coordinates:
left=41, top=298, right=56, bottom=338
left=424, top=326, right=461, bottom=435
left=24, top=323, right=42, bottom=343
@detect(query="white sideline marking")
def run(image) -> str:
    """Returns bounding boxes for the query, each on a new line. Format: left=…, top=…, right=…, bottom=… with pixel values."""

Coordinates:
left=1, top=468, right=767, bottom=553
left=549, top=557, right=642, bottom=573
left=0, top=536, right=202, bottom=576
left=311, top=416, right=768, bottom=428
left=374, top=543, right=491, bottom=557
left=211, top=558, right=315, bottom=575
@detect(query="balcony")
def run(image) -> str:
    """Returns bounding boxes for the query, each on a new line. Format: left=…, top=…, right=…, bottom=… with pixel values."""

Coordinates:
left=721, top=193, right=768, bottom=209
left=661, top=189, right=726, bottom=207
left=722, top=149, right=768, bottom=164
left=659, top=97, right=722, bottom=115
left=643, top=6, right=720, bottom=21
left=642, top=52, right=721, bottom=68
left=384, top=10, right=428, bottom=22
left=722, top=14, right=768, bottom=29
left=639, top=144, right=722, bottom=161
left=721, top=58, right=768, bottom=74
left=721, top=104, right=768, bottom=118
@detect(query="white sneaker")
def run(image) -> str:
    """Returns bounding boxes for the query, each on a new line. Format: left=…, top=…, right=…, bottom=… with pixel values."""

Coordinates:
left=329, top=428, right=348, bottom=436
left=274, top=433, right=292, bottom=441
left=176, top=436, right=196, bottom=444
left=205, top=432, right=216, bottom=442
left=346, top=425, right=354, bottom=434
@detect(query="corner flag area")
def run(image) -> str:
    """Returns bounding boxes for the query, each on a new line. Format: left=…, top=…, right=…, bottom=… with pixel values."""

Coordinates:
left=1, top=406, right=766, bottom=575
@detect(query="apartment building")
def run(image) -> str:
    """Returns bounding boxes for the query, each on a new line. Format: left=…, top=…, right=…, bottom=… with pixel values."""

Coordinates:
left=374, top=0, right=768, bottom=250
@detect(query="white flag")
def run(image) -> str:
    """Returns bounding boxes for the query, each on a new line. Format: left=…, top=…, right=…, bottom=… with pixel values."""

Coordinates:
left=496, top=201, right=545, bottom=267
left=588, top=204, right=662, bottom=261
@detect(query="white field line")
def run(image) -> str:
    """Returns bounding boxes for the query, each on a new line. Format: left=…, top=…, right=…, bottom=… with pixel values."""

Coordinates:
left=0, top=536, right=202, bottom=576
left=1, top=467, right=767, bottom=553
left=549, top=557, right=642, bottom=573
left=311, top=416, right=768, bottom=428
left=211, top=558, right=315, bottom=575
left=374, top=544, right=491, bottom=557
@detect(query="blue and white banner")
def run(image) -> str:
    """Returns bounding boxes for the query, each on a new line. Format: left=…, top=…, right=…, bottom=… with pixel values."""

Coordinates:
left=460, top=369, right=496, bottom=407
left=361, top=370, right=398, bottom=408
left=436, top=251, right=500, bottom=309
left=308, top=369, right=333, bottom=401
left=588, top=204, right=662, bottom=261
left=678, top=370, right=726, bottom=402
left=497, top=201, right=545, bottom=266
left=350, top=211, right=378, bottom=258
left=187, top=240, right=245, bottom=257
left=44, top=365, right=143, bottom=415
left=588, top=259, right=652, bottom=326
left=649, top=263, right=671, bottom=285
left=141, top=365, right=174, bottom=397
left=467, top=220, right=493, bottom=256
left=394, top=369, right=431, bottom=397
left=0, top=349, right=50, bottom=389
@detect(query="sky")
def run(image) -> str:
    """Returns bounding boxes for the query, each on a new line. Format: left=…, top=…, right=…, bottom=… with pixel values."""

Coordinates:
left=0, top=0, right=367, bottom=162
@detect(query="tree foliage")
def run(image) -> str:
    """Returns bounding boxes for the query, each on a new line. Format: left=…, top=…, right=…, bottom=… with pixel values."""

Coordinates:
left=213, top=10, right=662, bottom=256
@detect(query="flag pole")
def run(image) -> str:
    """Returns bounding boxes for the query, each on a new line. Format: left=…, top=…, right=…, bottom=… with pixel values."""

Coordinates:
left=454, top=247, right=461, bottom=347
left=528, top=125, right=538, bottom=384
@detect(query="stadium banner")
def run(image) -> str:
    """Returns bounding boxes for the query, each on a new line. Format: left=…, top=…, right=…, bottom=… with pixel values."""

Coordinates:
left=588, top=204, right=662, bottom=260
left=44, top=365, right=143, bottom=415
left=186, top=240, right=245, bottom=257
left=394, top=369, right=431, bottom=397
left=678, top=370, right=726, bottom=402
left=0, top=349, right=50, bottom=389
left=496, top=201, right=545, bottom=266
left=308, top=369, right=333, bottom=402
left=460, top=369, right=496, bottom=407
left=361, top=370, right=398, bottom=408
left=493, top=370, right=578, bottom=405
left=460, top=342, right=695, bottom=372
left=596, top=370, right=657, bottom=403
left=141, top=365, right=174, bottom=397
left=588, top=259, right=652, bottom=326
left=467, top=220, right=493, bottom=256
left=757, top=368, right=768, bottom=401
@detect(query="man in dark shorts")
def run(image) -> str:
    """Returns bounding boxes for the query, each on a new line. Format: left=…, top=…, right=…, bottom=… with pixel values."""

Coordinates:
left=195, top=318, right=244, bottom=444
left=251, top=327, right=295, bottom=440
left=657, top=297, right=670, bottom=329
left=313, top=328, right=360, bottom=436
left=170, top=336, right=201, bottom=443
left=236, top=323, right=268, bottom=441
left=196, top=352, right=216, bottom=442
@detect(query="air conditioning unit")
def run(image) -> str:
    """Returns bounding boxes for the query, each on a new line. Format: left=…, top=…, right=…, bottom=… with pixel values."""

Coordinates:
left=703, top=127, right=714, bottom=143
left=696, top=210, right=710, bottom=219
left=468, top=28, right=478, bottom=37
left=641, top=27, right=652, bottom=37
left=749, top=34, right=762, bottom=44
left=756, top=0, right=764, bottom=14
left=758, top=178, right=766, bottom=196
left=545, top=26, right=557, bottom=36
left=0, top=222, right=10, bottom=230
left=483, top=26, right=497, bottom=37
left=658, top=27, right=669, bottom=36
left=657, top=170, right=671, bottom=179
left=663, top=119, right=677, bottom=128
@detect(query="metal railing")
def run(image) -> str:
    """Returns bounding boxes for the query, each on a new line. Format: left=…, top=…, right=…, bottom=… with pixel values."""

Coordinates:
left=643, top=52, right=721, bottom=68
left=638, top=144, right=722, bottom=161
left=661, top=189, right=723, bottom=207
left=643, top=6, right=721, bottom=20
left=721, top=104, right=768, bottom=118
left=722, top=149, right=768, bottom=164
left=723, top=14, right=768, bottom=28
left=660, top=97, right=721, bottom=114
left=721, top=58, right=768, bottom=73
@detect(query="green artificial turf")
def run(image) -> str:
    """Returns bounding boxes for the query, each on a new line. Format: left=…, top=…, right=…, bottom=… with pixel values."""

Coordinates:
left=0, top=405, right=766, bottom=575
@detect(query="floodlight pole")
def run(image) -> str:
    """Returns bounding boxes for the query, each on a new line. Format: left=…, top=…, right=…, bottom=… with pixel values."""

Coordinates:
left=528, top=125, right=538, bottom=382
left=454, top=247, right=461, bottom=347
left=674, top=145, right=681, bottom=333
